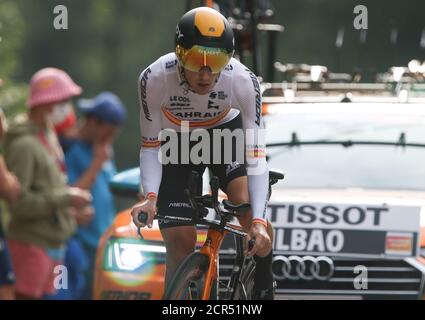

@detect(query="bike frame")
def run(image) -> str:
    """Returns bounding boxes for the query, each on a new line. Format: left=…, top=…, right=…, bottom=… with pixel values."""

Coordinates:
left=193, top=170, right=284, bottom=300
left=199, top=227, right=224, bottom=300
left=139, top=213, right=248, bottom=300
left=198, top=224, right=248, bottom=300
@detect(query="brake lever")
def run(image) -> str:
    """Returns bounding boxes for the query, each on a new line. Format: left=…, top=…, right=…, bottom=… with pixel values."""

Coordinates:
left=137, top=227, right=144, bottom=240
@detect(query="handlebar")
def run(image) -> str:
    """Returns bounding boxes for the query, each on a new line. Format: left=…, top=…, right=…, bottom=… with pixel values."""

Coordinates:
left=137, top=211, right=248, bottom=237
left=136, top=169, right=285, bottom=238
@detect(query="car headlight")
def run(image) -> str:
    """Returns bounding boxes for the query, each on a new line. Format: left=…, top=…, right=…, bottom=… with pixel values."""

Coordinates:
left=117, top=245, right=145, bottom=270
left=104, top=238, right=166, bottom=272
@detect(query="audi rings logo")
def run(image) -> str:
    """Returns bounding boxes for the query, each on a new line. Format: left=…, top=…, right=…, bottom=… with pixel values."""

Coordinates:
left=272, top=256, right=335, bottom=281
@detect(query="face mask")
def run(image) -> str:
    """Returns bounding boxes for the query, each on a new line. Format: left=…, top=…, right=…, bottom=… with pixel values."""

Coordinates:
left=51, top=101, right=74, bottom=126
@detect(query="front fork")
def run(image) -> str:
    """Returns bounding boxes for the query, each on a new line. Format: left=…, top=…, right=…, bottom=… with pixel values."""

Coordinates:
left=223, top=235, right=248, bottom=300
left=199, top=228, right=252, bottom=300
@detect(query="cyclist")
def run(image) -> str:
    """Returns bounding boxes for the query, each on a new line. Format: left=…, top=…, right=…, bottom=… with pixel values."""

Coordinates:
left=131, top=7, right=274, bottom=299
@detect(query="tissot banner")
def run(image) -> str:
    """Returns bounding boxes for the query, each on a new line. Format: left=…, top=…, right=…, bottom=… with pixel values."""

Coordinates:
left=267, top=202, right=421, bottom=257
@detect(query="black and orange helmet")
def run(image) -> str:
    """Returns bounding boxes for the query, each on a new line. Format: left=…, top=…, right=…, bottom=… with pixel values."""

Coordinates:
left=175, top=7, right=234, bottom=74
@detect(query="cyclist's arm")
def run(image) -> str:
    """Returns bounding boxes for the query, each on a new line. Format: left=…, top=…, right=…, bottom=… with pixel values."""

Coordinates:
left=232, top=65, right=269, bottom=225
left=138, top=63, right=165, bottom=199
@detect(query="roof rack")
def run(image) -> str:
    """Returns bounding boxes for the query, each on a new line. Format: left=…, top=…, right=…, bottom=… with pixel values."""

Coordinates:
left=262, top=61, right=425, bottom=103
left=262, top=83, right=425, bottom=103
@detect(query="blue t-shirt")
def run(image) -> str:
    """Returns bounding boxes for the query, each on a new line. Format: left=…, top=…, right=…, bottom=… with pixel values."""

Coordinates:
left=65, top=140, right=117, bottom=249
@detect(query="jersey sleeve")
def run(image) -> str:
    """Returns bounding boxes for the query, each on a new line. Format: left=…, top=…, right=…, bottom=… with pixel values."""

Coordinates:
left=231, top=63, right=269, bottom=222
left=138, top=59, right=166, bottom=198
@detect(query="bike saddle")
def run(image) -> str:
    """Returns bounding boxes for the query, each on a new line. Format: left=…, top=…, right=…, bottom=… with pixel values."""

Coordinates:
left=269, top=169, right=284, bottom=186
left=222, top=199, right=251, bottom=214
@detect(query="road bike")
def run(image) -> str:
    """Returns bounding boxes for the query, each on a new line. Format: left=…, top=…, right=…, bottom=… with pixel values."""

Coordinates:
left=138, top=169, right=284, bottom=300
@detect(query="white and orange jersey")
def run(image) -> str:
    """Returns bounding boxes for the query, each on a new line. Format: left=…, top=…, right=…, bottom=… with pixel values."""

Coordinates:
left=138, top=53, right=269, bottom=221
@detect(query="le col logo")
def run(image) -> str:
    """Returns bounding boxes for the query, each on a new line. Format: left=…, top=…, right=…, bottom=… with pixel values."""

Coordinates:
left=53, top=5, right=68, bottom=30
left=170, top=96, right=190, bottom=103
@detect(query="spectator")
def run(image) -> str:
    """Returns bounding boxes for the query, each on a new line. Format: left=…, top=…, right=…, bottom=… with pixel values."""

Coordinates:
left=65, top=92, right=126, bottom=299
left=52, top=100, right=94, bottom=229
left=3, top=68, right=92, bottom=300
left=0, top=79, right=20, bottom=300
left=45, top=101, right=93, bottom=300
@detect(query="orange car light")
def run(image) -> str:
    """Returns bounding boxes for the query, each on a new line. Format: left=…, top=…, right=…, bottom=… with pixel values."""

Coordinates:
left=94, top=210, right=212, bottom=299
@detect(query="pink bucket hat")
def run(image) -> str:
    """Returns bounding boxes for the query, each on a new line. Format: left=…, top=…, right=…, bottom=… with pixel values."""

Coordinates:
left=28, top=68, right=82, bottom=108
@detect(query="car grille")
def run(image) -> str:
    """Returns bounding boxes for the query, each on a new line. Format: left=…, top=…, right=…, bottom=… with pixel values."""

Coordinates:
left=218, top=251, right=425, bottom=300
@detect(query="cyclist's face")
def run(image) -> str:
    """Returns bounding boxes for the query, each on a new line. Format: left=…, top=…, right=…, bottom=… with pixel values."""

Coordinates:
left=184, top=67, right=219, bottom=95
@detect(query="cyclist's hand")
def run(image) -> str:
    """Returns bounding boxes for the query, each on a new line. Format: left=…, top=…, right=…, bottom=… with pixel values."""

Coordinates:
left=68, top=187, right=92, bottom=209
left=247, top=221, right=272, bottom=258
left=131, top=198, right=157, bottom=228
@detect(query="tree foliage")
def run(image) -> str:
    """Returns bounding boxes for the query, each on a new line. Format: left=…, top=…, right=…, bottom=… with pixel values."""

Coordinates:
left=0, top=0, right=27, bottom=118
left=1, top=0, right=424, bottom=168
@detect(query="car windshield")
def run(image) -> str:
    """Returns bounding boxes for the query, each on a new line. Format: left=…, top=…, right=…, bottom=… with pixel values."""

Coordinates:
left=265, top=104, right=425, bottom=190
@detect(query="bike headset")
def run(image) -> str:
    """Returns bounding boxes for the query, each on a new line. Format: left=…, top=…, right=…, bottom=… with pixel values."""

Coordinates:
left=175, top=7, right=235, bottom=74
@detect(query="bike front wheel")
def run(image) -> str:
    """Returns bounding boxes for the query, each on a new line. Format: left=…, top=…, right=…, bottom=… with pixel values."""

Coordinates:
left=163, top=252, right=211, bottom=300
left=232, top=259, right=256, bottom=300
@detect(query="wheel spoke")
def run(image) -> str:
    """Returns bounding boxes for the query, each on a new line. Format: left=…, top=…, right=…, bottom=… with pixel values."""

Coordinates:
left=240, top=281, right=248, bottom=299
